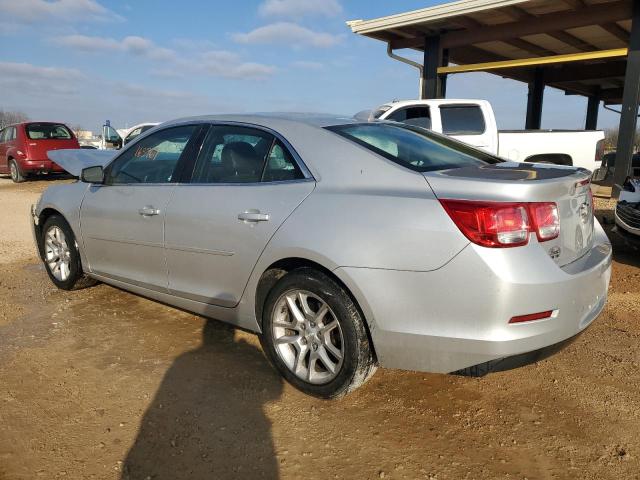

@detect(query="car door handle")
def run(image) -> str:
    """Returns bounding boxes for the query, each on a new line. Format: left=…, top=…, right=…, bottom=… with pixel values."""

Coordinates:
left=138, top=206, right=160, bottom=216
left=238, top=210, right=269, bottom=223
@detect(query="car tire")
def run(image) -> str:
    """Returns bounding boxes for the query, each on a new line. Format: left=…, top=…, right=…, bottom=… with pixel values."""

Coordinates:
left=260, top=268, right=377, bottom=398
left=40, top=215, right=97, bottom=291
left=9, top=159, right=25, bottom=183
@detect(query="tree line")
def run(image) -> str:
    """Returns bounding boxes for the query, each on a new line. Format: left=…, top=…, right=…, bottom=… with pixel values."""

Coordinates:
left=603, top=127, right=640, bottom=152
left=0, top=109, right=29, bottom=130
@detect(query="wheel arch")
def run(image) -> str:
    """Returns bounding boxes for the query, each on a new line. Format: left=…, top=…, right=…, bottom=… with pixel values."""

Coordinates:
left=35, top=207, right=66, bottom=259
left=254, top=257, right=378, bottom=362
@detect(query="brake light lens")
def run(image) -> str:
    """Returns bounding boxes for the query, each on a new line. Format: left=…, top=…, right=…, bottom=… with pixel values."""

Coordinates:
left=440, top=200, right=559, bottom=248
left=530, top=202, right=560, bottom=241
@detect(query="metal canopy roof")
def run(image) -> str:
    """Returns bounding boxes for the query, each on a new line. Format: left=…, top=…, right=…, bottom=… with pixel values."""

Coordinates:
left=347, top=0, right=634, bottom=104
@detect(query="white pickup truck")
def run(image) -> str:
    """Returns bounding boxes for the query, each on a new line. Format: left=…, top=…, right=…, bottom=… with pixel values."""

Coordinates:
left=370, top=99, right=605, bottom=171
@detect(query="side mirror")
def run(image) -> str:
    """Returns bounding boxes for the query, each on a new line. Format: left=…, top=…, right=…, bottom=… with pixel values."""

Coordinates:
left=81, top=165, right=105, bottom=184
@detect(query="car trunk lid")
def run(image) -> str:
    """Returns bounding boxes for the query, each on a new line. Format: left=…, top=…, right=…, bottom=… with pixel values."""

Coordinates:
left=424, top=162, right=594, bottom=267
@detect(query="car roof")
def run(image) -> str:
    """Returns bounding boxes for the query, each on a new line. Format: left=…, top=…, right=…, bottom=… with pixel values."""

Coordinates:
left=161, top=113, right=362, bottom=130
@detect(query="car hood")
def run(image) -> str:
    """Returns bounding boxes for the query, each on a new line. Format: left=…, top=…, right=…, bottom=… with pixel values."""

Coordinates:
left=48, top=149, right=117, bottom=176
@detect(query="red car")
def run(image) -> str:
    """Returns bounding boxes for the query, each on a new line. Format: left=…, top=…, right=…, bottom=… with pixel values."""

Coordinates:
left=0, top=122, right=80, bottom=182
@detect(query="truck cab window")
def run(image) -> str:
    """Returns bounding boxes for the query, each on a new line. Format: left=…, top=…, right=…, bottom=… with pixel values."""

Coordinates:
left=440, top=105, right=486, bottom=135
left=387, top=107, right=431, bottom=130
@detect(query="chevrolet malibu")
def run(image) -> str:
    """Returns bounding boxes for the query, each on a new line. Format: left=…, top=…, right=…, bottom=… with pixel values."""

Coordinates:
left=32, top=115, right=612, bottom=398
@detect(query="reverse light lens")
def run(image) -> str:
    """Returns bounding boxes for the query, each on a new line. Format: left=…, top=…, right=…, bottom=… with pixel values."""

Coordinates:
left=530, top=202, right=559, bottom=241
left=440, top=200, right=560, bottom=248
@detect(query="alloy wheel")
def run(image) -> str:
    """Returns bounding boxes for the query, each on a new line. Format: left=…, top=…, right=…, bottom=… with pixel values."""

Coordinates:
left=44, top=226, right=71, bottom=281
left=271, top=289, right=344, bottom=384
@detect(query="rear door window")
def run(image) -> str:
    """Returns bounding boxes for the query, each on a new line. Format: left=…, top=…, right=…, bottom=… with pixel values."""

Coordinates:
left=26, top=123, right=72, bottom=140
left=191, top=126, right=273, bottom=184
left=439, top=105, right=486, bottom=135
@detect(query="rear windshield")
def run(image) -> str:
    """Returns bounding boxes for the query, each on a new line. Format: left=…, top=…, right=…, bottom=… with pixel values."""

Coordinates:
left=326, top=122, right=501, bottom=172
left=26, top=123, right=73, bottom=140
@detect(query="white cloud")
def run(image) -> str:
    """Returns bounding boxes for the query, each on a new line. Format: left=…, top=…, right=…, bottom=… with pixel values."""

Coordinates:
left=259, top=0, right=342, bottom=18
left=0, top=0, right=121, bottom=23
left=0, top=61, right=85, bottom=95
left=53, top=35, right=176, bottom=61
left=233, top=22, right=343, bottom=48
left=54, top=34, right=276, bottom=79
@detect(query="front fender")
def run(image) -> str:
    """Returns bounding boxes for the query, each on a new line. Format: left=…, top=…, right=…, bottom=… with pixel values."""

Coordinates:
left=34, top=181, right=90, bottom=269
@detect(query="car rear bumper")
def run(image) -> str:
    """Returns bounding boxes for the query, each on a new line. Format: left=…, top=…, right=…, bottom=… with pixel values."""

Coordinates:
left=20, top=159, right=65, bottom=173
left=335, top=220, right=612, bottom=374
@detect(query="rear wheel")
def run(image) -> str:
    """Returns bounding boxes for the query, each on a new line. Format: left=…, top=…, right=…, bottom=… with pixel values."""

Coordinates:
left=40, top=215, right=96, bottom=290
left=260, top=268, right=377, bottom=398
left=9, top=159, right=25, bottom=183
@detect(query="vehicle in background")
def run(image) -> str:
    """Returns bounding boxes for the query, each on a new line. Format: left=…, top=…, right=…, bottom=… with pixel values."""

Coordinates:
left=0, top=122, right=80, bottom=182
left=614, top=177, right=640, bottom=244
left=592, top=151, right=640, bottom=188
left=122, top=123, right=159, bottom=146
left=370, top=99, right=605, bottom=171
left=98, top=121, right=159, bottom=150
left=34, top=114, right=611, bottom=398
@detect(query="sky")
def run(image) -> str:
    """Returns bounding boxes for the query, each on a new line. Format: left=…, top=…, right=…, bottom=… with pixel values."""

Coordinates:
left=0, top=0, right=623, bottom=133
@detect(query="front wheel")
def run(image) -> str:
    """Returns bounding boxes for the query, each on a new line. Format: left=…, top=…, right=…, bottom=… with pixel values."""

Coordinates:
left=40, top=215, right=96, bottom=290
left=260, top=268, right=377, bottom=398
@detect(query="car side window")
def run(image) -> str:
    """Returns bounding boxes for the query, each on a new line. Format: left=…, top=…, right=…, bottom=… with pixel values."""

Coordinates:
left=8, top=127, right=16, bottom=141
left=0, top=128, right=6, bottom=143
left=387, top=107, right=431, bottom=130
left=262, top=141, right=304, bottom=182
left=190, top=126, right=274, bottom=184
left=105, top=125, right=197, bottom=185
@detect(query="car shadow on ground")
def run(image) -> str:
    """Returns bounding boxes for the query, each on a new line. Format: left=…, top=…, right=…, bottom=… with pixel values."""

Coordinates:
left=121, top=320, right=283, bottom=480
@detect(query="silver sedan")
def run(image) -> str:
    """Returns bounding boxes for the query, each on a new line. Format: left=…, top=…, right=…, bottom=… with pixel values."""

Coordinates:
left=32, top=114, right=612, bottom=398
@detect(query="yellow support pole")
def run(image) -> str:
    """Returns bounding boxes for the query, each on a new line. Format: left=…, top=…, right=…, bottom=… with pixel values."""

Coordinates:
left=438, top=48, right=628, bottom=74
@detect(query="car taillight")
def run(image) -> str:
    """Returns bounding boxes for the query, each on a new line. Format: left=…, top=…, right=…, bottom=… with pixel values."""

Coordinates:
left=529, top=202, right=560, bottom=241
left=440, top=200, right=559, bottom=248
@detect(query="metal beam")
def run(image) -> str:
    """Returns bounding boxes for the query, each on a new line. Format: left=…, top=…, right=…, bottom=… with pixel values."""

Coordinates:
left=500, top=4, right=600, bottom=52
left=439, top=1, right=632, bottom=50
left=601, top=22, right=630, bottom=43
left=544, top=61, right=627, bottom=83
left=561, top=0, right=586, bottom=9
left=438, top=48, right=628, bottom=74
left=422, top=35, right=445, bottom=99
left=613, top=0, right=640, bottom=197
left=526, top=68, right=544, bottom=129
left=453, top=15, right=554, bottom=56
left=585, top=93, right=600, bottom=130
left=546, top=30, right=599, bottom=51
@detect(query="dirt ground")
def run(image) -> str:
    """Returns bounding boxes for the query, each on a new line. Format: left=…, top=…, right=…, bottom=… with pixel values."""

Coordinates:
left=1, top=176, right=639, bottom=480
